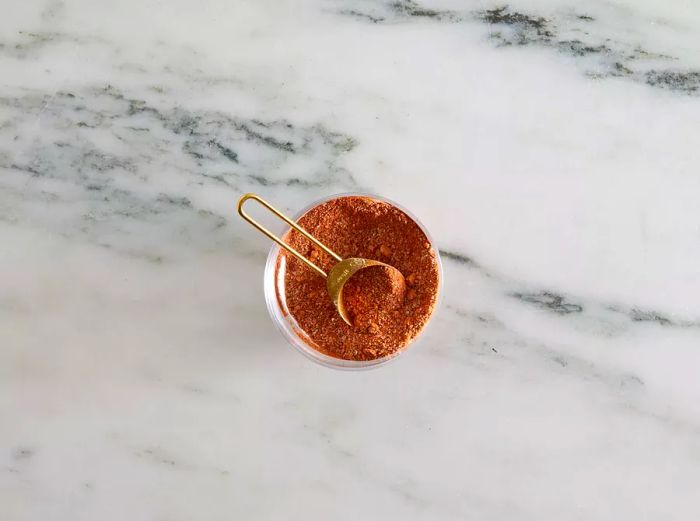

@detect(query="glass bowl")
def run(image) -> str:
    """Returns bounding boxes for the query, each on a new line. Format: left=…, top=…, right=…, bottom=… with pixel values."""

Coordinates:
left=263, top=192, right=443, bottom=370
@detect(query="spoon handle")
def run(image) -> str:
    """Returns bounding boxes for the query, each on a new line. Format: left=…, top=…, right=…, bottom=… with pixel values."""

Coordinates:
left=237, top=193, right=342, bottom=278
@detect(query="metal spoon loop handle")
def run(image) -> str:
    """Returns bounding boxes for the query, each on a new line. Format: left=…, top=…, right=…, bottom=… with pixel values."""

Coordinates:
left=237, top=193, right=342, bottom=278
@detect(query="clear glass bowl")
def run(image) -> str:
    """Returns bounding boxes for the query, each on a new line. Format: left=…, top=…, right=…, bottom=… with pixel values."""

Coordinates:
left=263, top=193, right=443, bottom=370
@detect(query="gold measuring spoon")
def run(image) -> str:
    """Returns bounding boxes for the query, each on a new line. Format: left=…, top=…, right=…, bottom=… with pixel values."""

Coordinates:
left=237, top=193, right=405, bottom=326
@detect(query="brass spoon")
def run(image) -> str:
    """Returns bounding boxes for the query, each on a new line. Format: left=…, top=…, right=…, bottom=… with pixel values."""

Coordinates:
left=237, top=193, right=405, bottom=326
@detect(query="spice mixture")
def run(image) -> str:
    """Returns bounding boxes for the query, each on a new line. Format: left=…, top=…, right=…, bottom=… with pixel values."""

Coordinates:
left=276, top=196, right=440, bottom=361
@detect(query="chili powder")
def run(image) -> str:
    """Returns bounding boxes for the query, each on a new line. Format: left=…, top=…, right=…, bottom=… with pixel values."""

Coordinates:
left=276, top=195, right=440, bottom=361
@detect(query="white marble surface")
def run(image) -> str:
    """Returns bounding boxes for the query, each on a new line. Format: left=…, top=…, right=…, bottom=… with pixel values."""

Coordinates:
left=2, top=0, right=700, bottom=519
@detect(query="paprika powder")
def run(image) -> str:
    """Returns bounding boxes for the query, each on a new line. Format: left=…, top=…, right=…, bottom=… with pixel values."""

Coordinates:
left=276, top=195, right=440, bottom=361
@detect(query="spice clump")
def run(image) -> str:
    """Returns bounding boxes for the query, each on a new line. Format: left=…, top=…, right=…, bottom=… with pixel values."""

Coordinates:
left=343, top=265, right=406, bottom=335
left=277, top=196, right=440, bottom=361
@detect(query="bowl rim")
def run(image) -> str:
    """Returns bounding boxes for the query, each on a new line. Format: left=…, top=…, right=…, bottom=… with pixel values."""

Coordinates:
left=263, top=192, right=444, bottom=370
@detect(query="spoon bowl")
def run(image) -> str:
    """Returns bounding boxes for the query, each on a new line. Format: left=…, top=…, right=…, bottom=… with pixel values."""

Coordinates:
left=327, top=258, right=405, bottom=326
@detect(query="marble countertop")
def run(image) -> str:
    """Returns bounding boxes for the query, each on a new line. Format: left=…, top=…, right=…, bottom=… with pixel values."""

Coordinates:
left=2, top=0, right=700, bottom=519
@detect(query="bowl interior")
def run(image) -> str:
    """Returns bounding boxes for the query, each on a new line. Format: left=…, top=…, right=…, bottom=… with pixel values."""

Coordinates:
left=262, top=193, right=443, bottom=370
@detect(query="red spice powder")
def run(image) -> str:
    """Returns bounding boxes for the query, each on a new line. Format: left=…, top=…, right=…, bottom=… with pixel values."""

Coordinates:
left=275, top=195, right=440, bottom=361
